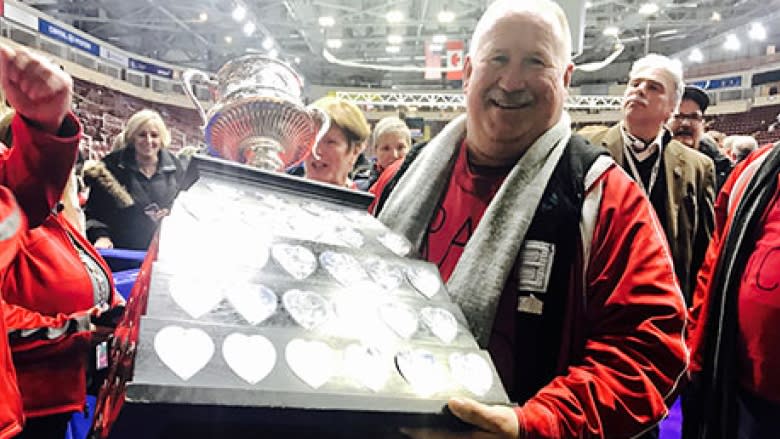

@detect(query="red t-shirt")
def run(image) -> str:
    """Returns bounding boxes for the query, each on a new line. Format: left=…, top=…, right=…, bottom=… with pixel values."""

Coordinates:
left=421, top=141, right=510, bottom=281
left=737, top=188, right=780, bottom=402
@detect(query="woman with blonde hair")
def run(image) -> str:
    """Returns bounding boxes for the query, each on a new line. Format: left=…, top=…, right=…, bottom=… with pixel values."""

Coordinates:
left=84, top=109, right=184, bottom=249
left=355, top=116, right=411, bottom=190
left=290, top=97, right=370, bottom=189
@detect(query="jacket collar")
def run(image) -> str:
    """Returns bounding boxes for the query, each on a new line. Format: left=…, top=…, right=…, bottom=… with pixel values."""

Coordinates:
left=117, top=145, right=177, bottom=174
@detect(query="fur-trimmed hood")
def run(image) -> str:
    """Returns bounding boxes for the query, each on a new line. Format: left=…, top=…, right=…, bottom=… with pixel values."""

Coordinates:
left=82, top=160, right=134, bottom=209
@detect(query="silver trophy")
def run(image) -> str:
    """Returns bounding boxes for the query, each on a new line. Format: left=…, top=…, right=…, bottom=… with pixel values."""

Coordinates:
left=183, top=55, right=329, bottom=171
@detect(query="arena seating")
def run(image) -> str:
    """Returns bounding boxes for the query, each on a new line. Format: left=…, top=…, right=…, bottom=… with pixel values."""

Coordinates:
left=707, top=103, right=780, bottom=145
left=72, top=78, right=202, bottom=159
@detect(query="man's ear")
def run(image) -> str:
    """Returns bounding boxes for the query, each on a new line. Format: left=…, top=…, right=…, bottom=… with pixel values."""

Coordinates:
left=562, top=63, right=574, bottom=88
left=462, top=56, right=473, bottom=94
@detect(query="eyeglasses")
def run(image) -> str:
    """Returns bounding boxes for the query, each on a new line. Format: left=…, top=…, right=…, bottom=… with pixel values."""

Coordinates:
left=673, top=113, right=704, bottom=122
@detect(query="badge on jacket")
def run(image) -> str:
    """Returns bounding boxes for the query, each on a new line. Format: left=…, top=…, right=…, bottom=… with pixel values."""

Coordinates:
left=515, top=240, right=555, bottom=315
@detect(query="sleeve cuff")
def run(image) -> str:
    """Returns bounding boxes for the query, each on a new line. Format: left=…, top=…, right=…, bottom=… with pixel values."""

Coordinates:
left=514, top=402, right=560, bottom=439
left=16, top=111, right=82, bottom=145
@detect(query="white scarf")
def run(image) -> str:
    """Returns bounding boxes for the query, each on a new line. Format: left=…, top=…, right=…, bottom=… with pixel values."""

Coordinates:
left=378, top=112, right=572, bottom=346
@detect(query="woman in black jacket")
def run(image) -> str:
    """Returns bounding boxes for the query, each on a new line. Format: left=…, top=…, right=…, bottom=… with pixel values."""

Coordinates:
left=84, top=109, right=184, bottom=250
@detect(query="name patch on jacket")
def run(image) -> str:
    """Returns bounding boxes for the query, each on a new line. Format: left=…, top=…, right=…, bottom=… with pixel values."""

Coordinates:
left=515, top=240, right=556, bottom=315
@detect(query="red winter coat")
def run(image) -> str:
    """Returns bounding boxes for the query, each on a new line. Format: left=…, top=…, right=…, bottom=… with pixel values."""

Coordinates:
left=0, top=114, right=81, bottom=227
left=0, top=186, right=25, bottom=439
left=2, top=212, right=121, bottom=418
left=0, top=112, right=82, bottom=437
left=372, top=153, right=687, bottom=438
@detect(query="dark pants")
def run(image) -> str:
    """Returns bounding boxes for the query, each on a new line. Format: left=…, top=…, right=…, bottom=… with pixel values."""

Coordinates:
left=16, top=413, right=71, bottom=439
left=738, top=390, right=780, bottom=439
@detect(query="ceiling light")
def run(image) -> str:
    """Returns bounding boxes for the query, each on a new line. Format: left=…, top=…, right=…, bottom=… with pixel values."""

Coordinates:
left=268, top=48, right=278, bottom=58
left=294, top=56, right=301, bottom=64
left=653, top=29, right=678, bottom=37
left=429, top=43, right=443, bottom=52
left=437, top=10, right=455, bottom=23
left=262, top=37, right=274, bottom=50
left=224, top=35, right=233, bottom=44
left=603, top=26, right=620, bottom=37
left=232, top=5, right=246, bottom=21
left=242, top=21, right=255, bottom=36
left=749, top=22, right=767, bottom=41
left=318, top=16, right=335, bottom=27
left=386, top=10, right=403, bottom=23
left=688, top=48, right=703, bottom=62
left=386, top=45, right=401, bottom=53
left=638, top=3, right=659, bottom=15
left=723, top=33, right=740, bottom=51
left=199, top=12, right=208, bottom=22
left=388, top=34, right=403, bottom=44
left=585, top=1, right=593, bottom=8
left=711, top=11, right=721, bottom=22
left=432, top=34, right=447, bottom=44
left=326, top=39, right=342, bottom=49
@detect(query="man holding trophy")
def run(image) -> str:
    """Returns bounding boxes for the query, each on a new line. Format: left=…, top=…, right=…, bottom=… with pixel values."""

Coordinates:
left=371, top=1, right=688, bottom=437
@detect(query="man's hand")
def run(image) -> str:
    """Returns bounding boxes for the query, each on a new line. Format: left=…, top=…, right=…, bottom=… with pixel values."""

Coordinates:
left=402, top=397, right=519, bottom=439
left=0, top=43, right=73, bottom=134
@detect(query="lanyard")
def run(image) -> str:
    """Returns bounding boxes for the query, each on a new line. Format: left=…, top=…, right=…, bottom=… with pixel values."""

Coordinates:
left=623, top=143, right=662, bottom=197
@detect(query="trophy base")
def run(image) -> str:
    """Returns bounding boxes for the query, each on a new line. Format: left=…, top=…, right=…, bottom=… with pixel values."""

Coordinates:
left=239, top=136, right=284, bottom=171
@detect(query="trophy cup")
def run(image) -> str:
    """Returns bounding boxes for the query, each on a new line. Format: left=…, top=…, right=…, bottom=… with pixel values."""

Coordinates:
left=182, top=55, right=329, bottom=171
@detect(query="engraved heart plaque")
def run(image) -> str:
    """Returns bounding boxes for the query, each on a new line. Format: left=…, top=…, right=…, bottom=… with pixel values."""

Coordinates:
left=319, top=251, right=369, bottom=286
left=225, top=283, right=277, bottom=325
left=449, top=352, right=493, bottom=396
left=405, top=266, right=442, bottom=299
left=378, top=302, right=418, bottom=339
left=285, top=339, right=337, bottom=389
left=272, top=243, right=318, bottom=280
left=283, top=289, right=332, bottom=330
left=364, top=257, right=404, bottom=292
left=395, top=348, right=447, bottom=396
left=377, top=232, right=412, bottom=256
left=154, top=326, right=214, bottom=381
left=343, top=344, right=389, bottom=392
left=420, top=307, right=458, bottom=344
left=222, top=333, right=276, bottom=384
left=169, top=276, right=224, bottom=319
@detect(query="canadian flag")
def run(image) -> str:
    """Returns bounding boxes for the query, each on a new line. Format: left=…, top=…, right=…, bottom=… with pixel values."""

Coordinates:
left=446, top=40, right=464, bottom=81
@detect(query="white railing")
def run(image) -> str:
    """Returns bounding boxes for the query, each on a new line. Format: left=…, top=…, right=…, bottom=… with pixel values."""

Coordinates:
left=335, top=91, right=624, bottom=110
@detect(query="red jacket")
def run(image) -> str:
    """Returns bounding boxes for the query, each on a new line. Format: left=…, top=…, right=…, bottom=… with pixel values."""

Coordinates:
left=372, top=158, right=688, bottom=438
left=688, top=145, right=775, bottom=373
left=0, top=114, right=81, bottom=227
left=0, top=186, right=25, bottom=439
left=0, top=112, right=84, bottom=436
left=2, top=212, right=120, bottom=418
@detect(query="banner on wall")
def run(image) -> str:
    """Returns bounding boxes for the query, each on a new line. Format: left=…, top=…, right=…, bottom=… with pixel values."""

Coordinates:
left=128, top=58, right=173, bottom=79
left=689, top=76, right=742, bottom=90
left=100, top=47, right=129, bottom=67
left=446, top=40, right=464, bottom=81
left=38, top=18, right=100, bottom=56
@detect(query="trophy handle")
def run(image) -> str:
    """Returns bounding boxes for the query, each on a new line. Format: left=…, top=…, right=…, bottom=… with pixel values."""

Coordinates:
left=182, top=69, right=214, bottom=126
left=308, top=106, right=330, bottom=160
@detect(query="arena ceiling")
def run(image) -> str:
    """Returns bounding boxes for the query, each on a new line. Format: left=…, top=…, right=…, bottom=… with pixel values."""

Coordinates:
left=18, top=0, right=780, bottom=88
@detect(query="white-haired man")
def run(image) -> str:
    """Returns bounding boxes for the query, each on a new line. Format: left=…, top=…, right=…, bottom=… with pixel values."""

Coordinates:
left=582, top=54, right=716, bottom=305
left=725, top=134, right=758, bottom=163
left=371, top=2, right=687, bottom=438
